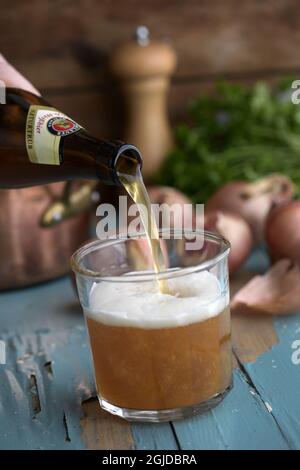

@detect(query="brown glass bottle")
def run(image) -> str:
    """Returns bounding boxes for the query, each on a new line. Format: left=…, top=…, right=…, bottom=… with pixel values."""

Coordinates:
left=0, top=88, right=141, bottom=188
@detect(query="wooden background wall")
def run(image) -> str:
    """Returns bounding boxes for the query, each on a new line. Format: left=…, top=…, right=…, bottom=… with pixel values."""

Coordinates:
left=1, top=0, right=300, bottom=139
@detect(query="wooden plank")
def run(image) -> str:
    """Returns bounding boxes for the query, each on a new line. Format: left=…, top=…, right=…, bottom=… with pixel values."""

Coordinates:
left=231, top=269, right=279, bottom=363
left=2, top=0, right=300, bottom=90
left=47, top=90, right=119, bottom=139
left=230, top=248, right=278, bottom=363
left=168, top=74, right=293, bottom=125
left=172, top=368, right=290, bottom=450
left=131, top=423, right=178, bottom=450
left=0, top=328, right=93, bottom=449
left=241, top=313, right=300, bottom=449
left=44, top=74, right=291, bottom=145
left=230, top=249, right=300, bottom=449
left=0, top=277, right=81, bottom=332
left=232, top=309, right=279, bottom=363
left=81, top=398, right=135, bottom=450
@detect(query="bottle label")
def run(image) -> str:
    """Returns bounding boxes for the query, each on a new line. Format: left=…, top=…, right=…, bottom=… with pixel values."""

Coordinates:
left=25, top=105, right=81, bottom=165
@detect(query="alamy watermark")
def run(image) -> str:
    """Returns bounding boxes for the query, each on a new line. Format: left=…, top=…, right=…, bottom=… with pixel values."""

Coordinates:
left=95, top=197, right=204, bottom=250
left=291, top=339, right=300, bottom=365
left=291, top=80, right=300, bottom=104
left=0, top=80, right=6, bottom=104
left=0, top=340, right=6, bottom=365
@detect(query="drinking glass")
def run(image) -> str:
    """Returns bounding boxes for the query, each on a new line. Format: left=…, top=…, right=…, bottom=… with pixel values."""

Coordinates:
left=71, top=229, right=232, bottom=422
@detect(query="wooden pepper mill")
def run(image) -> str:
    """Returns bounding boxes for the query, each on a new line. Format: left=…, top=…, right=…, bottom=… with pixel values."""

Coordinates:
left=110, top=26, right=177, bottom=180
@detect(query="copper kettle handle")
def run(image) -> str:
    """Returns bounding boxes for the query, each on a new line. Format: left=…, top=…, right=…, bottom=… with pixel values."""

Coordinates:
left=39, top=181, right=99, bottom=227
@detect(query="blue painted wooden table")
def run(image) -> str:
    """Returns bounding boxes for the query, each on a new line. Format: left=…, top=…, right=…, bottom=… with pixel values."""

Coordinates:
left=0, top=249, right=299, bottom=450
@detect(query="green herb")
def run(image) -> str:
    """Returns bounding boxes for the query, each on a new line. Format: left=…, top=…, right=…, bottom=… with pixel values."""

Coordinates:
left=155, top=80, right=300, bottom=202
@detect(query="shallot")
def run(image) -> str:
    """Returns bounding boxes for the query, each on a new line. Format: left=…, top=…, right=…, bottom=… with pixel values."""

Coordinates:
left=265, top=200, right=300, bottom=264
left=147, top=185, right=192, bottom=228
left=231, top=259, right=300, bottom=315
left=207, top=175, right=295, bottom=243
left=205, top=211, right=253, bottom=274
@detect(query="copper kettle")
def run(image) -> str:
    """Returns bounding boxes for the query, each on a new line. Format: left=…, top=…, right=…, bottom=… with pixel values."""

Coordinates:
left=0, top=181, right=99, bottom=289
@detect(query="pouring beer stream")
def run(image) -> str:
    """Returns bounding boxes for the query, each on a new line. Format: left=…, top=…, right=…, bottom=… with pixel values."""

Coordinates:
left=116, top=154, right=170, bottom=294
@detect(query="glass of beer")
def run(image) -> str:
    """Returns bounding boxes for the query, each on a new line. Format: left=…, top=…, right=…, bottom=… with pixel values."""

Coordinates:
left=71, top=229, right=232, bottom=422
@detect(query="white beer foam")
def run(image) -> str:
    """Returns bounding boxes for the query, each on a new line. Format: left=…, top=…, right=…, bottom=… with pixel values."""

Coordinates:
left=85, top=270, right=228, bottom=329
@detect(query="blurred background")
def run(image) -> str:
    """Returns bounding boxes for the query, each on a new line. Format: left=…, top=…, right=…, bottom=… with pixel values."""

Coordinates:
left=3, top=0, right=299, bottom=138
left=2, top=0, right=300, bottom=288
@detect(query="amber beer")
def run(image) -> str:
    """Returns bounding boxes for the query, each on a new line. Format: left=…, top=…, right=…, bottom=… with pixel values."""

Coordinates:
left=86, top=306, right=231, bottom=410
left=72, top=230, right=232, bottom=421
left=94, top=172, right=231, bottom=413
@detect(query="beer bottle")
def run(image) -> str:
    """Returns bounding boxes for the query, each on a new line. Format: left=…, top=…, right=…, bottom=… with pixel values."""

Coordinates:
left=0, top=56, right=141, bottom=188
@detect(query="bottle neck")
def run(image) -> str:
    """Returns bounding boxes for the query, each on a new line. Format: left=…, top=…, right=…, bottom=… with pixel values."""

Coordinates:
left=61, top=129, right=142, bottom=186
left=96, top=140, right=143, bottom=185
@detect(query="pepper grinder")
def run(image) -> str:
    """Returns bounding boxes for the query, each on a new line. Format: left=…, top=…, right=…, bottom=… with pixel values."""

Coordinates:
left=110, top=26, right=177, bottom=180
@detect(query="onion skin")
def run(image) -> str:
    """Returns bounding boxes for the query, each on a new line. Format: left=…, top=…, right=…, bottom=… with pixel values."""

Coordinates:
left=147, top=185, right=192, bottom=228
left=207, top=175, right=295, bottom=243
left=265, top=201, right=300, bottom=263
left=205, top=211, right=253, bottom=274
left=147, top=185, right=191, bottom=206
left=148, top=186, right=253, bottom=273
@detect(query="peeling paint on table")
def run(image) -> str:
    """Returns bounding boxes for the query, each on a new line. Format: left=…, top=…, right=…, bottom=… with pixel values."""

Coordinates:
left=0, top=278, right=93, bottom=449
left=241, top=315, right=300, bottom=449
left=172, top=369, right=290, bottom=450
left=0, top=329, right=93, bottom=449
left=0, top=249, right=299, bottom=449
